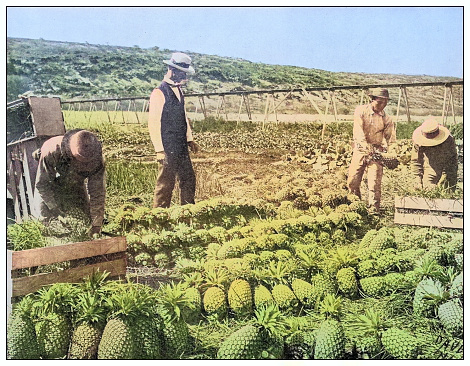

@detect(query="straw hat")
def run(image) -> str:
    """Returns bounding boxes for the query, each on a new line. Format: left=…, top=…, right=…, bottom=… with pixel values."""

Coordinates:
left=412, top=118, right=450, bottom=147
left=163, top=52, right=195, bottom=75
left=62, top=129, right=103, bottom=163
left=368, top=88, right=389, bottom=99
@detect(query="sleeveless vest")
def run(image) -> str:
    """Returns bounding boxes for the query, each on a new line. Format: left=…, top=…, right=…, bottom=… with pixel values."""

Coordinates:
left=158, top=81, right=188, bottom=158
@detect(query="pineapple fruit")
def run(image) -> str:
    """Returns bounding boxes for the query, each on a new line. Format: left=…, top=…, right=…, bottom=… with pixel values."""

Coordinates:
left=202, top=268, right=229, bottom=320
left=157, top=282, right=192, bottom=359
left=291, top=278, right=315, bottom=307
left=227, top=279, right=253, bottom=317
left=336, top=267, right=358, bottom=297
left=314, top=294, right=345, bottom=359
left=254, top=284, right=275, bottom=309
left=217, top=304, right=287, bottom=359
left=381, top=327, right=419, bottom=359
left=438, top=299, right=463, bottom=337
left=33, top=283, right=75, bottom=359
left=7, top=295, right=41, bottom=359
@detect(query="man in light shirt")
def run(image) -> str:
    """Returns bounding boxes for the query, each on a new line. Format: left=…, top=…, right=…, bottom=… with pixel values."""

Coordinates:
left=347, top=88, right=397, bottom=213
left=148, top=52, right=198, bottom=208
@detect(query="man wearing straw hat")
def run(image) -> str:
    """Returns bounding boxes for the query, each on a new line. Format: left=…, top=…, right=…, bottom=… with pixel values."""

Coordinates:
left=347, top=88, right=397, bottom=213
left=32, top=129, right=106, bottom=237
left=411, top=117, right=458, bottom=191
left=148, top=52, right=199, bottom=208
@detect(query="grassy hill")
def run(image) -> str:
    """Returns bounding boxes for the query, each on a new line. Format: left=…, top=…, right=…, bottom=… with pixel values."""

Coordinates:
left=7, top=37, right=463, bottom=116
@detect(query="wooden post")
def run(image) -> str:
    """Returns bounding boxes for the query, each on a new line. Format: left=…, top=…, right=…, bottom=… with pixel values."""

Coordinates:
left=302, top=88, right=323, bottom=115
left=215, top=95, right=223, bottom=118
left=360, top=89, right=365, bottom=105
left=396, top=87, right=402, bottom=122
left=402, top=87, right=411, bottom=123
left=332, top=90, right=338, bottom=122
left=449, top=86, right=456, bottom=125
left=237, top=95, right=244, bottom=125
left=198, top=96, right=207, bottom=119
left=263, top=93, right=271, bottom=126
left=7, top=250, right=13, bottom=318
left=441, top=85, right=448, bottom=124
left=321, top=91, right=332, bottom=140
left=222, top=95, right=228, bottom=121
left=244, top=94, right=252, bottom=121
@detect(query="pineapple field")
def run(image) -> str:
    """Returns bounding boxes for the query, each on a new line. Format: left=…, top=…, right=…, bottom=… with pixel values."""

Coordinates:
left=7, top=115, right=464, bottom=360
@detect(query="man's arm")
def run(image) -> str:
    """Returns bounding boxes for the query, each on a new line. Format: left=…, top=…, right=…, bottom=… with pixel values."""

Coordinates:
left=410, top=144, right=424, bottom=189
left=383, top=116, right=397, bottom=152
left=352, top=105, right=368, bottom=153
left=35, top=147, right=61, bottom=213
left=148, top=88, right=165, bottom=153
left=87, top=164, right=106, bottom=230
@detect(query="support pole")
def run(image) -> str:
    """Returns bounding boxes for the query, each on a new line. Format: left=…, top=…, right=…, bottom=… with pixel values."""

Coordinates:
left=198, top=96, right=207, bottom=119
left=402, top=87, right=411, bottom=123
left=449, top=86, right=456, bottom=125
left=244, top=94, right=252, bottom=121
left=441, top=86, right=448, bottom=124
left=332, top=90, right=338, bottom=122
left=302, top=88, right=323, bottom=114
left=396, top=87, right=402, bottom=122
left=360, top=89, right=365, bottom=105
left=322, top=91, right=332, bottom=140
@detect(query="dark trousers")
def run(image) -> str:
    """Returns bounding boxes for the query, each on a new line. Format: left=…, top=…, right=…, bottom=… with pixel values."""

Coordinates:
left=153, top=153, right=196, bottom=208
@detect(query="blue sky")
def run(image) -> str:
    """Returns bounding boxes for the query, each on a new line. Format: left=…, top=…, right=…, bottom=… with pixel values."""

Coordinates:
left=6, top=6, right=464, bottom=77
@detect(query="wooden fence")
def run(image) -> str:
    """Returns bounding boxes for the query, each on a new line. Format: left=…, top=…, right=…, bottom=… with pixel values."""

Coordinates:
left=7, top=236, right=127, bottom=311
left=60, top=80, right=463, bottom=127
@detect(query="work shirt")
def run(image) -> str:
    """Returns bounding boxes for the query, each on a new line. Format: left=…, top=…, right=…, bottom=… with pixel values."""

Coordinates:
left=352, top=104, right=397, bottom=153
left=33, top=135, right=106, bottom=227
left=148, top=76, right=194, bottom=159
left=411, top=135, right=458, bottom=188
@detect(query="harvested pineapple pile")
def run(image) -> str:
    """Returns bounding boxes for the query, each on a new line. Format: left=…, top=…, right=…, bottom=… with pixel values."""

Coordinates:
left=8, top=195, right=463, bottom=359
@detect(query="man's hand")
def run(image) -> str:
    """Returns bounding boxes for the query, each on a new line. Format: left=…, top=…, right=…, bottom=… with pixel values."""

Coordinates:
left=188, top=141, right=199, bottom=153
left=89, top=226, right=101, bottom=238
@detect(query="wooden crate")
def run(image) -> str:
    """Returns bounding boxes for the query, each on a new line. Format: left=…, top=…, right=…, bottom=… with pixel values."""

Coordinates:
left=7, top=237, right=127, bottom=300
left=394, top=196, right=463, bottom=229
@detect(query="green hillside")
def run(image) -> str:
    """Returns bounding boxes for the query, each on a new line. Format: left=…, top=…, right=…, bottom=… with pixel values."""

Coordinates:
left=7, top=37, right=462, bottom=105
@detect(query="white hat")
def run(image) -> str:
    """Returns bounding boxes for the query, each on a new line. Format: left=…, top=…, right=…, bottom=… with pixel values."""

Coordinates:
left=163, top=52, right=195, bottom=74
left=412, top=118, right=450, bottom=147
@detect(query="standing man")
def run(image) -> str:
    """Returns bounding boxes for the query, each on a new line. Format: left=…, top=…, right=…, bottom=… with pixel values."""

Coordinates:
left=32, top=129, right=106, bottom=236
left=411, top=117, right=458, bottom=191
left=347, top=88, right=397, bottom=213
left=148, top=52, right=198, bottom=208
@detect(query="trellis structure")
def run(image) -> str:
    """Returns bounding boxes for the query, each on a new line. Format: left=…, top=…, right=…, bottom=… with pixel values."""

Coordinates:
left=60, top=81, right=463, bottom=131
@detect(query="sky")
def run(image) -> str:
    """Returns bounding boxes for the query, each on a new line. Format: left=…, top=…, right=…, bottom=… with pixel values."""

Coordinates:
left=4, top=5, right=465, bottom=78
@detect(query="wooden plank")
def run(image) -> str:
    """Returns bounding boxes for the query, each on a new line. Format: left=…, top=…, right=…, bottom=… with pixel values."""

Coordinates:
left=394, top=212, right=463, bottom=229
left=12, top=257, right=127, bottom=297
left=11, top=237, right=127, bottom=270
left=28, top=97, right=66, bottom=136
left=395, top=196, right=463, bottom=213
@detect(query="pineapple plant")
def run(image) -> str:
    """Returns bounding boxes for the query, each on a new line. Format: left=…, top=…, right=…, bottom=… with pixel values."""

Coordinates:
left=381, top=327, right=419, bottom=359
left=156, top=281, right=192, bottom=359
left=347, top=308, right=383, bottom=358
left=181, top=273, right=203, bottom=324
left=265, top=261, right=298, bottom=311
left=32, top=283, right=76, bottom=359
left=69, top=292, right=108, bottom=359
left=449, top=272, right=463, bottom=300
left=202, top=267, right=229, bottom=320
left=413, top=277, right=444, bottom=317
left=366, top=227, right=396, bottom=254
left=7, top=295, right=41, bottom=359
left=217, top=304, right=288, bottom=359
left=314, top=294, right=345, bottom=359
left=227, top=278, right=253, bottom=317
left=97, top=284, right=140, bottom=359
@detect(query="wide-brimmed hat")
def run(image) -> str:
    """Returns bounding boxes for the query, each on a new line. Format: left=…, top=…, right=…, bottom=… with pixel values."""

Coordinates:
left=62, top=129, right=103, bottom=164
left=368, top=88, right=389, bottom=99
left=412, top=118, right=450, bottom=147
left=163, top=52, right=195, bottom=75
